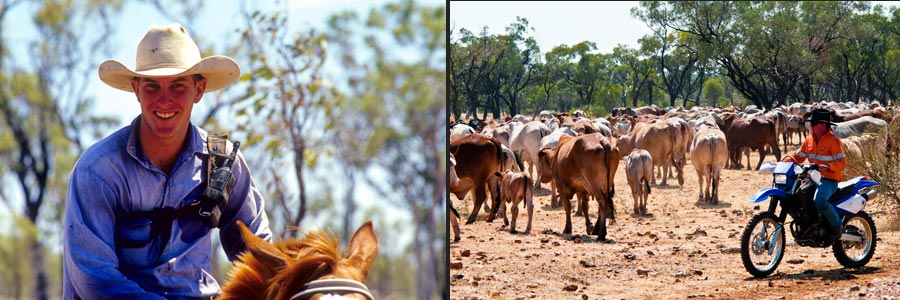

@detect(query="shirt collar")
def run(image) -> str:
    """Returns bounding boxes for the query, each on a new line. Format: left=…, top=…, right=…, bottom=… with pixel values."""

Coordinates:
left=125, top=116, right=207, bottom=171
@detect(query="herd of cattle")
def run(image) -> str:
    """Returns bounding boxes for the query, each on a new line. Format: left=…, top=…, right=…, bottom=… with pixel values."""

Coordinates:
left=449, top=102, right=900, bottom=242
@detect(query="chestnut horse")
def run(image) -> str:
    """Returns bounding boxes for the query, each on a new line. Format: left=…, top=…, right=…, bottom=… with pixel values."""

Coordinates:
left=219, top=221, right=378, bottom=300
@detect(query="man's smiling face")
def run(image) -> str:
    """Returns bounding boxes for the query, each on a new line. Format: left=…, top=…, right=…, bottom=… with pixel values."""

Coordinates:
left=131, top=75, right=206, bottom=144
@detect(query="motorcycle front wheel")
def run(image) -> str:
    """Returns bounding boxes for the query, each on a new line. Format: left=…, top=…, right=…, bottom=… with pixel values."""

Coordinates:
left=741, top=211, right=785, bottom=278
left=833, top=211, right=877, bottom=268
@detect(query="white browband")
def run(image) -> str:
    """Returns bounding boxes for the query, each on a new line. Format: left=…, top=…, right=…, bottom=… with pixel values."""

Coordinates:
left=289, top=278, right=375, bottom=300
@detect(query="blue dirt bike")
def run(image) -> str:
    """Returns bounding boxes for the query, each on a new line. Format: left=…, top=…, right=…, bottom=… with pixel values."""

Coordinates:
left=741, top=161, right=879, bottom=278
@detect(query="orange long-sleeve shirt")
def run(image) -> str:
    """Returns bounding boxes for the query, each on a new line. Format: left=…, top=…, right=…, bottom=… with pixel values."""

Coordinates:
left=788, top=130, right=846, bottom=181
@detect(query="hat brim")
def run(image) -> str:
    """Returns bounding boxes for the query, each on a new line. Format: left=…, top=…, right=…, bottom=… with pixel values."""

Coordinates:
left=98, top=55, right=240, bottom=93
left=801, top=118, right=836, bottom=126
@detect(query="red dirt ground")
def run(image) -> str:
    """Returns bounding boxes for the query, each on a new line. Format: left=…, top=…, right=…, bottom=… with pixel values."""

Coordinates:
left=449, top=150, right=900, bottom=300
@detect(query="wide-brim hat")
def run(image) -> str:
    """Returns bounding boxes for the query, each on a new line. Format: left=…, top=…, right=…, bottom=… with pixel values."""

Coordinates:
left=803, top=108, right=836, bottom=126
left=98, top=23, right=240, bottom=93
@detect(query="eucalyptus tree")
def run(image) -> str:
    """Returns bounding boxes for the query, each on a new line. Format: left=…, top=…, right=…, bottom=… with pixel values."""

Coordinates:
left=702, top=77, right=725, bottom=107
left=236, top=5, right=334, bottom=239
left=614, top=43, right=655, bottom=107
left=0, top=1, right=124, bottom=299
left=532, top=54, right=562, bottom=115
left=637, top=1, right=862, bottom=109
left=549, top=41, right=606, bottom=108
left=634, top=3, right=700, bottom=107
left=796, top=1, right=866, bottom=103
left=326, top=2, right=447, bottom=299
left=492, top=17, right=539, bottom=117
left=450, top=27, right=506, bottom=121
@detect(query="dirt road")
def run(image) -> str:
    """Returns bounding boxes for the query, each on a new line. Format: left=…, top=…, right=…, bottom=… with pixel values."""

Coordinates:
left=449, top=151, right=900, bottom=300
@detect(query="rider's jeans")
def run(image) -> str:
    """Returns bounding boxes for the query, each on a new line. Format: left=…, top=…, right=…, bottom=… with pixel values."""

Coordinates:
left=813, top=178, right=841, bottom=228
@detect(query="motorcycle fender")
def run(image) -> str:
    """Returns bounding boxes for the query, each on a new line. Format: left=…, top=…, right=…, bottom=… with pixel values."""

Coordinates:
left=749, top=188, right=786, bottom=203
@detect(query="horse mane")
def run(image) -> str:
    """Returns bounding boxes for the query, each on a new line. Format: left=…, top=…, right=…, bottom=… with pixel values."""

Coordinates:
left=220, top=229, right=343, bottom=300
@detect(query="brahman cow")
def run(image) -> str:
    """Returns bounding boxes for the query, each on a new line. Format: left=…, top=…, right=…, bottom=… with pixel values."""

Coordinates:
left=551, top=133, right=620, bottom=240
left=691, top=126, right=728, bottom=204
left=634, top=121, right=683, bottom=186
left=449, top=123, right=475, bottom=141
left=831, top=116, right=888, bottom=139
left=494, top=170, right=534, bottom=234
left=482, top=123, right=511, bottom=147
left=625, top=149, right=653, bottom=215
left=509, top=121, right=552, bottom=188
left=573, top=109, right=587, bottom=119
left=450, top=134, right=505, bottom=224
left=785, top=114, right=806, bottom=145
left=765, top=110, right=788, bottom=153
left=722, top=114, right=781, bottom=170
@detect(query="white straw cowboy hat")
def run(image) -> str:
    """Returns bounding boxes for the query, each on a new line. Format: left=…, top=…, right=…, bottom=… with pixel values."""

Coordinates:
left=98, top=23, right=240, bottom=93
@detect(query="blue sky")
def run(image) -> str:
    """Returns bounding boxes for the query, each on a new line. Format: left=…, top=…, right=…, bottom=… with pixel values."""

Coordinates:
left=450, top=1, right=651, bottom=54
left=451, top=1, right=900, bottom=56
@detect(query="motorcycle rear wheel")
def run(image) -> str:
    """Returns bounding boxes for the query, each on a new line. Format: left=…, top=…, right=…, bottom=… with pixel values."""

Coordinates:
left=741, top=211, right=785, bottom=278
left=833, top=211, right=876, bottom=268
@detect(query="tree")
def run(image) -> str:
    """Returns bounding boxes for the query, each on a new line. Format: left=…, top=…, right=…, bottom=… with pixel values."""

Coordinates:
left=492, top=17, right=539, bottom=116
left=614, top=44, right=655, bottom=107
left=550, top=41, right=605, bottom=107
left=0, top=1, right=123, bottom=299
left=450, top=27, right=506, bottom=121
left=702, top=77, right=725, bottom=107
left=326, top=1, right=447, bottom=299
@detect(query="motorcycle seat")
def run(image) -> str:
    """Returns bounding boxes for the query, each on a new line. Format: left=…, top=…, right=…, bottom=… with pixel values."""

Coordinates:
left=828, top=182, right=857, bottom=203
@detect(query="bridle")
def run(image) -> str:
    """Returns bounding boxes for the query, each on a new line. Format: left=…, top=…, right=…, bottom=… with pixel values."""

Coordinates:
left=289, top=279, right=374, bottom=300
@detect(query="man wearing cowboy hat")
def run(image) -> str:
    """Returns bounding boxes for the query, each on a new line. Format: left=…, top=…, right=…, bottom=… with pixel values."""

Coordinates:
left=63, top=23, right=272, bottom=299
left=782, top=108, right=847, bottom=244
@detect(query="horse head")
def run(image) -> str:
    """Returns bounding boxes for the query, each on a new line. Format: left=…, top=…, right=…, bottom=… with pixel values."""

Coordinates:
left=219, top=221, right=379, bottom=300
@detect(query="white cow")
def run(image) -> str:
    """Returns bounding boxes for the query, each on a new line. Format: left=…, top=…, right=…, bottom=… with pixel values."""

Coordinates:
left=449, top=124, right=475, bottom=141
left=540, top=127, right=578, bottom=150
left=691, top=126, right=728, bottom=204
left=509, top=121, right=552, bottom=188
left=831, top=116, right=888, bottom=139
left=625, top=149, right=653, bottom=215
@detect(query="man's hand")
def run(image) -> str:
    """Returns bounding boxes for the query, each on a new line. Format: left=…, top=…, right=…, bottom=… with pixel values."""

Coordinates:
left=782, top=156, right=794, bottom=163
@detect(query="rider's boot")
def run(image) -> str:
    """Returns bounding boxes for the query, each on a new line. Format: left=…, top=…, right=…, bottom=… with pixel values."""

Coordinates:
left=828, top=225, right=843, bottom=243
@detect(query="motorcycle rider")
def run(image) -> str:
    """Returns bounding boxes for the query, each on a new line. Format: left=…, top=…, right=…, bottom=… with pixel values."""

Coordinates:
left=782, top=108, right=847, bottom=243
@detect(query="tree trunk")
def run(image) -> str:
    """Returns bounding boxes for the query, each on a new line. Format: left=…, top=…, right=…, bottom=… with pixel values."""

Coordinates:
left=30, top=238, right=47, bottom=300
left=342, top=171, right=356, bottom=244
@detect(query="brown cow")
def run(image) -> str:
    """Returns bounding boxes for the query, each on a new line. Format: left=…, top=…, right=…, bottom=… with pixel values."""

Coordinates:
left=494, top=170, right=534, bottom=234
left=722, top=114, right=781, bottom=170
left=449, top=153, right=461, bottom=242
left=625, top=149, right=653, bottom=215
left=691, top=126, right=728, bottom=204
left=450, top=134, right=505, bottom=224
left=552, top=133, right=620, bottom=240
left=634, top=121, right=683, bottom=186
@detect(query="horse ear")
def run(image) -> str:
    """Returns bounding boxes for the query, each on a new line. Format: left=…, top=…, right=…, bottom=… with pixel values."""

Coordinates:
left=346, top=220, right=378, bottom=279
left=237, top=221, right=287, bottom=270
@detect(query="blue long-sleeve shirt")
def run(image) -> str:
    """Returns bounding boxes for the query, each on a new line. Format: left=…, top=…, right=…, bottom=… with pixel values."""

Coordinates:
left=63, top=117, right=272, bottom=299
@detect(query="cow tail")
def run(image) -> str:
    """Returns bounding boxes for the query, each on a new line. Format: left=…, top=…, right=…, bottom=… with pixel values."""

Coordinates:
left=492, top=138, right=504, bottom=171
left=606, top=147, right=616, bottom=222
left=643, top=176, right=651, bottom=195
left=449, top=202, right=460, bottom=219
left=513, top=151, right=525, bottom=173
left=523, top=175, right=533, bottom=209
